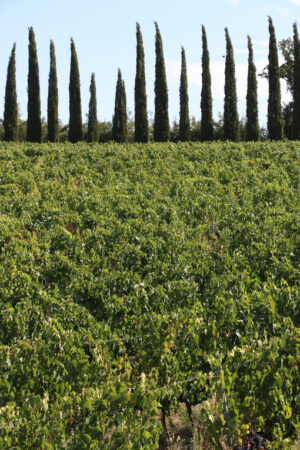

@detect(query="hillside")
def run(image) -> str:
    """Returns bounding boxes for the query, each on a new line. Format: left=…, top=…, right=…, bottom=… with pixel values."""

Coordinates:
left=0, top=141, right=299, bottom=448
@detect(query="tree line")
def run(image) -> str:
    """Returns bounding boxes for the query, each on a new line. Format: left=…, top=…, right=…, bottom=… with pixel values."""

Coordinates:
left=2, top=18, right=300, bottom=143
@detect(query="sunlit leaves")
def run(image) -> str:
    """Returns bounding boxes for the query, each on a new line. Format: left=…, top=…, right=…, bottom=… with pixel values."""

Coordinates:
left=0, top=141, right=299, bottom=447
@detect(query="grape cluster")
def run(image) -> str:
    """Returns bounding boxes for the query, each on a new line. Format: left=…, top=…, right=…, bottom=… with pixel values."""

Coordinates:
left=234, top=432, right=267, bottom=449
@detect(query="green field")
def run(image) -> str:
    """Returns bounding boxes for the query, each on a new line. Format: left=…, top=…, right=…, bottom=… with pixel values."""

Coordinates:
left=0, top=141, right=299, bottom=448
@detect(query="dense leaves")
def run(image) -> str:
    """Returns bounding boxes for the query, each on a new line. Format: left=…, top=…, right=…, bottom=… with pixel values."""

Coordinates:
left=68, top=39, right=83, bottom=143
left=267, top=17, right=284, bottom=140
left=224, top=28, right=239, bottom=141
left=179, top=47, right=190, bottom=141
left=134, top=23, right=148, bottom=143
left=200, top=25, right=214, bottom=142
left=87, top=73, right=99, bottom=143
left=47, top=41, right=59, bottom=142
left=246, top=36, right=259, bottom=141
left=27, top=27, right=42, bottom=143
left=4, top=44, right=18, bottom=142
left=0, top=142, right=299, bottom=448
left=112, top=69, right=127, bottom=143
left=154, top=23, right=170, bottom=142
left=292, top=23, right=300, bottom=140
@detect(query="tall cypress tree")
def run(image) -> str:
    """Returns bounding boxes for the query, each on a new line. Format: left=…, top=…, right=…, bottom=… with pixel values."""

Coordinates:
left=68, top=38, right=83, bottom=143
left=223, top=28, right=239, bottom=141
left=246, top=36, right=259, bottom=141
left=292, top=22, right=300, bottom=139
left=267, top=17, right=284, bottom=140
left=47, top=40, right=59, bottom=142
left=179, top=47, right=190, bottom=141
left=154, top=22, right=169, bottom=142
left=87, top=73, right=99, bottom=142
left=134, top=22, right=148, bottom=142
left=27, top=27, right=42, bottom=142
left=200, top=25, right=213, bottom=141
left=112, top=69, right=127, bottom=142
left=4, top=43, right=18, bottom=141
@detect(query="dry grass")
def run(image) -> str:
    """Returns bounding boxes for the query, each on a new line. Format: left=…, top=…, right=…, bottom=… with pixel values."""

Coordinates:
left=158, top=404, right=299, bottom=449
left=158, top=404, right=222, bottom=450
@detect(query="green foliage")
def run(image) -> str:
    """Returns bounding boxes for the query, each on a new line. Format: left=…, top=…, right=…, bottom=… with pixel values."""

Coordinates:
left=154, top=22, right=170, bottom=142
left=278, top=38, right=294, bottom=94
left=4, top=43, right=18, bottom=142
left=134, top=23, right=148, bottom=143
left=99, top=121, right=112, bottom=142
left=292, top=23, right=300, bottom=139
left=87, top=73, right=99, bottom=143
left=0, top=141, right=299, bottom=448
left=47, top=40, right=59, bottom=142
left=267, top=17, right=284, bottom=140
left=200, top=25, right=214, bottom=141
left=259, top=37, right=294, bottom=99
left=112, top=69, right=127, bottom=142
left=27, top=27, right=42, bottom=143
left=223, top=28, right=239, bottom=141
left=246, top=36, right=260, bottom=141
left=179, top=47, right=190, bottom=141
left=68, top=39, right=83, bottom=143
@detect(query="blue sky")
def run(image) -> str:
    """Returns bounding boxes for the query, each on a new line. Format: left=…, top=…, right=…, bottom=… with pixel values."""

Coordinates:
left=0, top=0, right=299, bottom=128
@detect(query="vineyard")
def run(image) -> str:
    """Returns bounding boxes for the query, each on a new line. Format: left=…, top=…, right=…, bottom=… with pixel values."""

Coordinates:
left=0, top=141, right=299, bottom=449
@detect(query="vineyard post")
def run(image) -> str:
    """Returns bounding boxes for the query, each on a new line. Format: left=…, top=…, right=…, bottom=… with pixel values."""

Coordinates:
left=211, top=222, right=215, bottom=236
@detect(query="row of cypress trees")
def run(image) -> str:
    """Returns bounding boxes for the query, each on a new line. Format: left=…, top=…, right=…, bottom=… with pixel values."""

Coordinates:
left=3, top=18, right=300, bottom=143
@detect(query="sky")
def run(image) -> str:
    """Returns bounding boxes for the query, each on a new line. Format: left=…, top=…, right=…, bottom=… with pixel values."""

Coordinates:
left=0, top=0, right=299, bottom=128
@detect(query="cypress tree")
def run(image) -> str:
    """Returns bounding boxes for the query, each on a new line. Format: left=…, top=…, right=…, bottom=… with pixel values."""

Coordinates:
left=68, top=38, right=83, bottom=143
left=292, top=22, right=300, bottom=139
left=47, top=40, right=59, bottom=142
left=87, top=73, right=99, bottom=142
left=246, top=36, right=260, bottom=141
left=267, top=17, right=284, bottom=140
left=154, top=22, right=169, bottom=142
left=4, top=43, right=18, bottom=141
left=134, top=22, right=148, bottom=142
left=200, top=25, right=213, bottom=141
left=27, top=27, right=42, bottom=142
left=179, top=47, right=190, bottom=141
left=112, top=69, right=127, bottom=142
left=223, top=28, right=239, bottom=141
